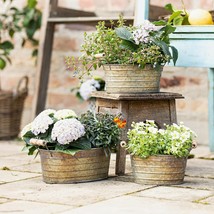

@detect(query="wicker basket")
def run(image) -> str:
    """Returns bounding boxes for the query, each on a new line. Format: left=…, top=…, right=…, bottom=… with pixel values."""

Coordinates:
left=0, top=76, right=28, bottom=139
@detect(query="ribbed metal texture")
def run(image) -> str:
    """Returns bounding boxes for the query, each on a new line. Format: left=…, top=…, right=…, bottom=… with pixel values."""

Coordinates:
left=39, top=148, right=111, bottom=184
left=104, top=64, right=162, bottom=94
left=131, top=155, right=187, bottom=185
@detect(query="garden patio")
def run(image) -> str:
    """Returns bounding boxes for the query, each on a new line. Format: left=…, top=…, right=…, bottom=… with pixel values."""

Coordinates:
left=0, top=140, right=214, bottom=213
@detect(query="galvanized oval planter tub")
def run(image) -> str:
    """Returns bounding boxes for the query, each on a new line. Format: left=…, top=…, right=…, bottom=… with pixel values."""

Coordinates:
left=131, top=155, right=187, bottom=185
left=39, top=148, right=111, bottom=184
left=103, top=64, right=162, bottom=94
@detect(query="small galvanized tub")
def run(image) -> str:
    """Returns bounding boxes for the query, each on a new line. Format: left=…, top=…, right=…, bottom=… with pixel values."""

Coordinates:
left=131, top=155, right=187, bottom=185
left=39, top=148, right=111, bottom=184
left=103, top=64, right=162, bottom=94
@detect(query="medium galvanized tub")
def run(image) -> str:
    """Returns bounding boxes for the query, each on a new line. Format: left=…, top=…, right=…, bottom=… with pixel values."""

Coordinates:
left=103, top=64, right=162, bottom=94
left=39, top=148, right=111, bottom=184
left=131, top=155, right=187, bottom=185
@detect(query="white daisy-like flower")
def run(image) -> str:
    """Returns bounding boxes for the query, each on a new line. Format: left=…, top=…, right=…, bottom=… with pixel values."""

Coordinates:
left=170, top=131, right=180, bottom=140
left=31, top=114, right=54, bottom=135
left=20, top=123, right=32, bottom=138
left=148, top=126, right=158, bottom=134
left=79, top=79, right=100, bottom=100
left=158, top=129, right=165, bottom=135
left=51, top=118, right=85, bottom=145
left=54, top=109, right=77, bottom=120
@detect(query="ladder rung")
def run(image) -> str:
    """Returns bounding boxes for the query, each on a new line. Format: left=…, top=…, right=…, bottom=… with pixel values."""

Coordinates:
left=47, top=16, right=134, bottom=24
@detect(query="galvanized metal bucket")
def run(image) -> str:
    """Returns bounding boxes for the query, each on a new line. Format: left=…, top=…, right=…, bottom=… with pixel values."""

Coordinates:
left=39, top=148, right=111, bottom=184
left=131, top=155, right=187, bottom=185
left=103, top=64, right=162, bottom=94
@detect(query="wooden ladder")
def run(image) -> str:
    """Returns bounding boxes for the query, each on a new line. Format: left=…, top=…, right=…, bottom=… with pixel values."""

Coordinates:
left=32, top=0, right=137, bottom=116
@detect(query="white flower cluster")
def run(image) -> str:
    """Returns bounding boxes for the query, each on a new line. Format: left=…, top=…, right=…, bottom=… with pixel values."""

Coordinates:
left=79, top=79, right=100, bottom=100
left=54, top=109, right=77, bottom=120
left=31, top=114, right=54, bottom=135
left=21, top=109, right=79, bottom=138
left=51, top=118, right=85, bottom=145
left=128, top=120, right=197, bottom=158
left=132, top=20, right=158, bottom=45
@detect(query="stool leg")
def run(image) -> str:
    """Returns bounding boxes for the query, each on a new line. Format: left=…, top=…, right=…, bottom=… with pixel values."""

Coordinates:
left=208, top=68, right=214, bottom=151
left=116, top=145, right=126, bottom=175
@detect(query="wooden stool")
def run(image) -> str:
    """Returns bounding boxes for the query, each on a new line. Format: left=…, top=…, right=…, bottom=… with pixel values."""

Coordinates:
left=92, top=92, right=184, bottom=175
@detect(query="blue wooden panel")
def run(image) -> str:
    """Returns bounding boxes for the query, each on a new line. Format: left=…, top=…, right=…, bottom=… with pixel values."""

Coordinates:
left=208, top=69, right=214, bottom=151
left=169, top=26, right=214, bottom=68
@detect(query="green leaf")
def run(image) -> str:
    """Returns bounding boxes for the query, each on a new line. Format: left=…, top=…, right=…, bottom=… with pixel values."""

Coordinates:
left=168, top=11, right=182, bottom=24
left=0, top=58, right=6, bottom=70
left=115, top=27, right=133, bottom=42
left=120, top=40, right=138, bottom=51
left=173, top=16, right=183, bottom=26
left=152, top=39, right=171, bottom=57
left=152, top=20, right=166, bottom=26
left=169, top=45, right=178, bottom=65
left=165, top=3, right=175, bottom=13
left=0, top=41, right=14, bottom=50
left=27, top=0, right=37, bottom=8
left=70, top=137, right=92, bottom=150
left=32, top=49, right=38, bottom=57
left=9, top=29, right=15, bottom=38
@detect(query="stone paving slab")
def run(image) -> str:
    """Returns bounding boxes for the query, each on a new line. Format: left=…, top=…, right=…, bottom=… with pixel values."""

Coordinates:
left=0, top=170, right=40, bottom=183
left=10, top=162, right=42, bottom=174
left=175, top=176, right=214, bottom=191
left=0, top=177, right=152, bottom=207
left=186, top=159, right=214, bottom=179
left=0, top=197, right=13, bottom=204
left=0, top=200, right=73, bottom=214
left=132, top=186, right=213, bottom=202
left=0, top=156, right=40, bottom=169
left=59, top=195, right=214, bottom=214
left=0, top=140, right=24, bottom=157
left=201, top=196, right=214, bottom=205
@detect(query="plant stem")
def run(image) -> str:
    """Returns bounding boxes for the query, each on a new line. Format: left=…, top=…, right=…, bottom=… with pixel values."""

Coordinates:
left=181, top=0, right=187, bottom=14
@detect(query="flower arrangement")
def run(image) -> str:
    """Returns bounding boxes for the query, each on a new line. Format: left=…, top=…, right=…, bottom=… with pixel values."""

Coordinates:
left=65, top=16, right=178, bottom=78
left=21, top=109, right=125, bottom=155
left=127, top=120, right=197, bottom=158
left=72, top=76, right=105, bottom=101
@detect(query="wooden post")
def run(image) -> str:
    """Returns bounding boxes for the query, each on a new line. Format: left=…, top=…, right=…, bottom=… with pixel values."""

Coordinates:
left=32, top=0, right=55, bottom=117
left=134, top=0, right=150, bottom=25
left=208, top=68, right=214, bottom=151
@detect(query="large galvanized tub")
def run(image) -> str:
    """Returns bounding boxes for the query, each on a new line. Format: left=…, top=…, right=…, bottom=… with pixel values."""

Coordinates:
left=131, top=155, right=187, bottom=185
left=103, top=64, right=162, bottom=94
left=39, top=148, right=111, bottom=184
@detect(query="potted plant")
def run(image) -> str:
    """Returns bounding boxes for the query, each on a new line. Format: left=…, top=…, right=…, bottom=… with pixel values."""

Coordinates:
left=21, top=109, right=125, bottom=184
left=126, top=120, right=197, bottom=185
left=65, top=16, right=178, bottom=94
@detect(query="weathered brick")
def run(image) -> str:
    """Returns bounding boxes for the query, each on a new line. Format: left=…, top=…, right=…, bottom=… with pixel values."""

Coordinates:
left=79, top=0, right=95, bottom=11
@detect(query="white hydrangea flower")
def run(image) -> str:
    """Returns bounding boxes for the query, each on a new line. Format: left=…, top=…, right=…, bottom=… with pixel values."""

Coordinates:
left=38, top=109, right=56, bottom=116
left=79, top=79, right=100, bottom=100
left=54, top=109, right=77, bottom=120
left=31, top=114, right=54, bottom=135
left=20, top=123, right=32, bottom=138
left=133, top=20, right=158, bottom=45
left=51, top=118, right=85, bottom=145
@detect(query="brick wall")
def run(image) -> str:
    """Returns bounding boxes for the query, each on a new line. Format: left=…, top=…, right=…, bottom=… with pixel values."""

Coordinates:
left=0, top=0, right=211, bottom=145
